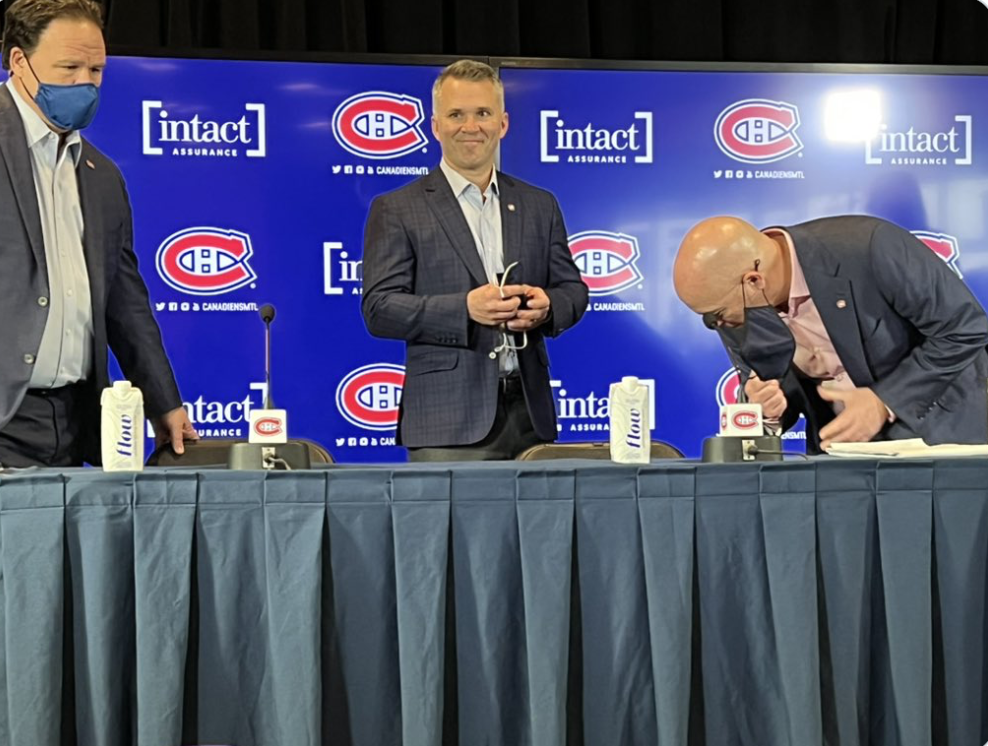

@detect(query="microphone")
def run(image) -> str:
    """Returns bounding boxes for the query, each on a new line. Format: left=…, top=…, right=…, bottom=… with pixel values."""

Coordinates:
left=227, top=303, right=314, bottom=470
left=702, top=340, right=782, bottom=463
left=260, top=304, right=276, bottom=408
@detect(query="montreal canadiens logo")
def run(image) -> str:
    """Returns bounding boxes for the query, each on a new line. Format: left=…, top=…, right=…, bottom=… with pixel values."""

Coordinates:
left=913, top=231, right=962, bottom=278
left=332, top=92, right=426, bottom=159
left=715, top=368, right=743, bottom=407
left=156, top=227, right=257, bottom=296
left=733, top=411, right=759, bottom=429
left=715, top=99, right=803, bottom=164
left=254, top=417, right=283, bottom=437
left=335, top=363, right=405, bottom=431
left=568, top=231, right=644, bottom=296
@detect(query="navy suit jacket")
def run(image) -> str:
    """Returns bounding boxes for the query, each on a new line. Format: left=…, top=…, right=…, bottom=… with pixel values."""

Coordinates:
left=0, top=85, right=181, bottom=462
left=724, top=216, right=988, bottom=453
left=362, top=167, right=589, bottom=448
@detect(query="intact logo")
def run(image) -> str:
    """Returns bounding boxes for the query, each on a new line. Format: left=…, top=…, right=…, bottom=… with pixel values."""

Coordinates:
left=568, top=231, right=644, bottom=296
left=335, top=364, right=405, bottom=431
left=142, top=101, right=265, bottom=158
left=715, top=368, right=743, bottom=407
left=156, top=228, right=257, bottom=296
left=715, top=99, right=803, bottom=164
left=865, top=115, right=972, bottom=166
left=253, top=417, right=283, bottom=437
left=733, top=411, right=759, bottom=429
left=332, top=92, right=427, bottom=159
left=913, top=231, right=963, bottom=278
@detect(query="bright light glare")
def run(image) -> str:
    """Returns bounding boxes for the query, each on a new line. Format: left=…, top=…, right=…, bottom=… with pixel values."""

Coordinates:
left=824, top=90, right=883, bottom=142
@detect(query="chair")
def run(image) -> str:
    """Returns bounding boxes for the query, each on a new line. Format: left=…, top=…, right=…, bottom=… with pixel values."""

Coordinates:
left=515, top=440, right=684, bottom=461
left=146, top=438, right=334, bottom=466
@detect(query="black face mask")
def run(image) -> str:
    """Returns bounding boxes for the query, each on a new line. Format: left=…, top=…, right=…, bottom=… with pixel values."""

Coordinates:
left=703, top=266, right=796, bottom=382
left=716, top=305, right=796, bottom=381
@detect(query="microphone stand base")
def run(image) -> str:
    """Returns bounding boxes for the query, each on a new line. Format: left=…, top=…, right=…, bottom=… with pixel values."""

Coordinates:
left=228, top=442, right=312, bottom=470
left=702, top=435, right=784, bottom=463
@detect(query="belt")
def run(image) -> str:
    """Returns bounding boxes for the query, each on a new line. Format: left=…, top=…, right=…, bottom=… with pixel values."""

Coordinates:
left=499, top=374, right=522, bottom=395
left=27, top=382, right=86, bottom=397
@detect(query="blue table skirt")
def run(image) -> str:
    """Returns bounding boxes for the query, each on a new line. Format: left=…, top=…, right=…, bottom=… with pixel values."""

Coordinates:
left=1, top=459, right=985, bottom=746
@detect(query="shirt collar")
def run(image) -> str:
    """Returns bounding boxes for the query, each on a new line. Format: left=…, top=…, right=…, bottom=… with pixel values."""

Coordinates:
left=439, top=157, right=498, bottom=199
left=763, top=227, right=810, bottom=316
left=6, top=78, right=83, bottom=166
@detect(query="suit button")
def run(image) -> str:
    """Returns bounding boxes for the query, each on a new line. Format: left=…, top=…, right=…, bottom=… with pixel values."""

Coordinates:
left=38, top=296, right=49, bottom=307
left=24, top=353, right=35, bottom=365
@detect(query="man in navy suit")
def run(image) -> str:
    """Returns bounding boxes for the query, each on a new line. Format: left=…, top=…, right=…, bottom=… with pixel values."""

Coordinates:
left=0, top=0, right=195, bottom=466
left=674, top=215, right=988, bottom=453
left=362, top=60, right=588, bottom=460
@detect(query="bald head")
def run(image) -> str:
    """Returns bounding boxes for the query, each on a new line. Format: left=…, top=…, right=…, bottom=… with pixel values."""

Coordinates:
left=673, top=216, right=790, bottom=325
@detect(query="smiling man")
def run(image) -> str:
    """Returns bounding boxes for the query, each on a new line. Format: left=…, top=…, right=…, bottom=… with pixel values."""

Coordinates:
left=361, top=59, right=588, bottom=461
left=0, top=0, right=196, bottom=467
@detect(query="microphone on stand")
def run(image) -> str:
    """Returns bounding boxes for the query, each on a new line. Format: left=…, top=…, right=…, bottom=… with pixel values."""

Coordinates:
left=228, top=303, right=312, bottom=470
left=260, top=303, right=276, bottom=408
left=701, top=346, right=783, bottom=463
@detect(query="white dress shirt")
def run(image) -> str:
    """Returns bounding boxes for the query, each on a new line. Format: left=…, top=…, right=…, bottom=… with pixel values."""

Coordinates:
left=7, top=79, right=93, bottom=388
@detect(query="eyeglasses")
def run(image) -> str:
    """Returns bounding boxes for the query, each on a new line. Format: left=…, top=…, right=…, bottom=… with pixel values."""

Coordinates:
left=489, top=261, right=528, bottom=359
left=701, top=259, right=761, bottom=330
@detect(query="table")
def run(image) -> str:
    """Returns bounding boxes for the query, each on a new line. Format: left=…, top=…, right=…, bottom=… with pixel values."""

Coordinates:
left=1, top=459, right=985, bottom=746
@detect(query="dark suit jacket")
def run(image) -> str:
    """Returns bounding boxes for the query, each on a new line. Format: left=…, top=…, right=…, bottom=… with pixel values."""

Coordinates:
left=0, top=85, right=181, bottom=462
left=361, top=167, right=589, bottom=448
left=725, top=215, right=988, bottom=453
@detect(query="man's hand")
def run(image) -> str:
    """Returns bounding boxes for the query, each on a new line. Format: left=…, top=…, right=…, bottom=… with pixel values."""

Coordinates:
left=153, top=406, right=198, bottom=455
left=506, top=285, right=551, bottom=331
left=467, top=284, right=522, bottom=326
left=817, top=385, right=889, bottom=450
left=744, top=374, right=787, bottom=419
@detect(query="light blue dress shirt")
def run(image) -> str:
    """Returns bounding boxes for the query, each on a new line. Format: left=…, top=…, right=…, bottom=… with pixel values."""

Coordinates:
left=439, top=158, right=519, bottom=374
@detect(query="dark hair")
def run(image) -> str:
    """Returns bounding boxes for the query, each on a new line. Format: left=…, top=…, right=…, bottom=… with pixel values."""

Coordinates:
left=2, top=0, right=104, bottom=70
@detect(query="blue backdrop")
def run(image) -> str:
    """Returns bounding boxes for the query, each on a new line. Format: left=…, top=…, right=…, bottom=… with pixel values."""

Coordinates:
left=15, top=57, right=988, bottom=460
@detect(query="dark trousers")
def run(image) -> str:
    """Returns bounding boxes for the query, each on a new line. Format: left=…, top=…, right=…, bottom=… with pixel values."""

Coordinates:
left=407, top=376, right=544, bottom=462
left=0, top=384, right=88, bottom=468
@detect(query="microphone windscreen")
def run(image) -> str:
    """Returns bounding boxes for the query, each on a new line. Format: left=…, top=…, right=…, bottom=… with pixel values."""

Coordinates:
left=260, top=304, right=276, bottom=323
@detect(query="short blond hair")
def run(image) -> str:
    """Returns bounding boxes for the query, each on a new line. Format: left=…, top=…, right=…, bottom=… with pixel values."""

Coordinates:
left=432, top=59, right=504, bottom=115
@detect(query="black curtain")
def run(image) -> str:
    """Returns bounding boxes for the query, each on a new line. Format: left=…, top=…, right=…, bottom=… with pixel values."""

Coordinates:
left=5, top=0, right=982, bottom=65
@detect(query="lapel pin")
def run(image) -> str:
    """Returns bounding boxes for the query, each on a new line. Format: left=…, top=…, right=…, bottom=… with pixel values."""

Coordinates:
left=86, top=159, right=95, bottom=170
left=836, top=299, right=847, bottom=309
left=507, top=203, right=516, bottom=212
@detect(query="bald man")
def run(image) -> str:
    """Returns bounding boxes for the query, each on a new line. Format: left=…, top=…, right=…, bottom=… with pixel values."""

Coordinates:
left=674, top=215, right=988, bottom=453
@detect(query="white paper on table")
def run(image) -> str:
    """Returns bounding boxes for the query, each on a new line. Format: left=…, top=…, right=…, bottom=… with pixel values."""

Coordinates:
left=826, top=438, right=988, bottom=458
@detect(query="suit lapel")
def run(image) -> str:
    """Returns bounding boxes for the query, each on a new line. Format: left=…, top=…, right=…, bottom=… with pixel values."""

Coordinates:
left=0, top=86, right=47, bottom=273
left=498, top=173, right=523, bottom=274
left=423, top=168, right=488, bottom=285
left=793, top=231, right=875, bottom=387
left=76, top=142, right=106, bottom=312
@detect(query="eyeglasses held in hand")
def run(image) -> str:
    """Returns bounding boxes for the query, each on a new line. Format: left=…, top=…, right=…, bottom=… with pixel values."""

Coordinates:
left=489, top=261, right=528, bottom=359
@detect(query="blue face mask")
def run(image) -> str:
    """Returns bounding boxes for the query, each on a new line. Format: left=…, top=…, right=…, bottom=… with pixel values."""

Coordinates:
left=25, top=57, right=100, bottom=131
